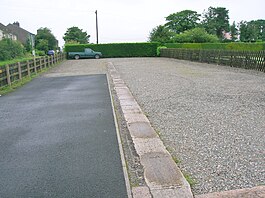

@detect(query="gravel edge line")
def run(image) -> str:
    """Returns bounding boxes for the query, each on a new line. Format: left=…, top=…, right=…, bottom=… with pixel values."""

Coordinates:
left=107, top=73, right=132, bottom=198
left=108, top=62, right=194, bottom=198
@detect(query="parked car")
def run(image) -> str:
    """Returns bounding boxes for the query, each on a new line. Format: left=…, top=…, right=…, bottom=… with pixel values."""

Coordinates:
left=68, top=48, right=102, bottom=59
left=47, top=50, right=55, bottom=56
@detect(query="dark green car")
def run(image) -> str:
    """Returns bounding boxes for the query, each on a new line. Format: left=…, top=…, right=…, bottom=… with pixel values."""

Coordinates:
left=68, top=48, right=102, bottom=59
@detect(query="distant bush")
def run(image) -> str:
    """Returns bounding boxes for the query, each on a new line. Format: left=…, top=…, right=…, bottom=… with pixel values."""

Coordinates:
left=35, top=50, right=46, bottom=56
left=164, top=42, right=265, bottom=51
left=173, top=28, right=219, bottom=43
left=64, top=42, right=159, bottom=58
left=0, top=39, right=25, bottom=61
left=157, top=46, right=167, bottom=56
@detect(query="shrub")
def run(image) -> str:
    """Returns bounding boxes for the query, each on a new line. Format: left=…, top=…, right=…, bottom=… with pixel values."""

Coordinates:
left=157, top=46, right=167, bottom=56
left=35, top=50, right=46, bottom=56
left=0, top=39, right=25, bottom=61
left=64, top=42, right=159, bottom=58
left=173, top=28, right=219, bottom=43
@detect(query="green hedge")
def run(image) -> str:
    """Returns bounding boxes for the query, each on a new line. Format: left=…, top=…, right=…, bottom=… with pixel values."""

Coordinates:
left=64, top=43, right=159, bottom=58
left=164, top=42, right=265, bottom=51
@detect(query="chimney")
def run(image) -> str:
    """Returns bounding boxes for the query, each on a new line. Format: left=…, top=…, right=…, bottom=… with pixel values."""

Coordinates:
left=13, top=22, right=20, bottom=27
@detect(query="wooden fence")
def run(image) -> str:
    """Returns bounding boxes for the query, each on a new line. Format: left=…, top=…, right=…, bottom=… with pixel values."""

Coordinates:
left=160, top=48, right=265, bottom=72
left=0, top=53, right=66, bottom=88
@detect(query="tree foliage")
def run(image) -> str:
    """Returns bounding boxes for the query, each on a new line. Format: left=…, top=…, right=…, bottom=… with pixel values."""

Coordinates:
left=201, top=7, right=230, bottom=39
left=35, top=27, right=57, bottom=51
left=0, top=39, right=25, bottom=61
left=165, top=10, right=201, bottom=34
left=239, top=20, right=265, bottom=42
left=149, top=7, right=265, bottom=43
left=173, top=28, right=219, bottom=43
left=63, top=27, right=90, bottom=44
left=36, top=39, right=49, bottom=52
left=230, top=21, right=238, bottom=41
left=148, top=25, right=173, bottom=43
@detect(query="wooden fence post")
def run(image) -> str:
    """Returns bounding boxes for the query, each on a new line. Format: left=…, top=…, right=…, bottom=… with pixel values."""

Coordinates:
left=51, top=55, right=54, bottom=65
left=18, top=62, right=22, bottom=80
left=44, top=57, right=47, bottom=68
left=5, top=64, right=11, bottom=86
left=33, top=57, right=37, bottom=73
left=27, top=60, right=31, bottom=77
left=40, top=58, right=43, bottom=71
left=45, top=56, right=50, bottom=67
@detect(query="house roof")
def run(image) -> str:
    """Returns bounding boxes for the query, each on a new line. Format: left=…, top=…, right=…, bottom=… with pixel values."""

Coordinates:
left=0, top=23, right=14, bottom=35
left=6, top=23, right=35, bottom=44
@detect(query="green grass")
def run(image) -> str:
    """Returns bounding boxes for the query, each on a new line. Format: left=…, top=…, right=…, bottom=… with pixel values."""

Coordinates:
left=0, top=75, right=35, bottom=95
left=0, top=56, right=41, bottom=67
left=0, top=67, right=50, bottom=96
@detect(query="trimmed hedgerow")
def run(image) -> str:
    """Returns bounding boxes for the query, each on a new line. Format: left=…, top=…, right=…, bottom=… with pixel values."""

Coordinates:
left=164, top=42, right=265, bottom=51
left=64, top=42, right=159, bottom=58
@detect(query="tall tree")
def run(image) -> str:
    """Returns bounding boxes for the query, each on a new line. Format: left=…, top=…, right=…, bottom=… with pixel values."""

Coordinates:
left=165, top=10, right=201, bottom=34
left=202, top=7, right=230, bottom=39
left=238, top=20, right=264, bottom=42
left=251, top=19, right=265, bottom=41
left=35, top=27, right=57, bottom=51
left=148, top=25, right=173, bottom=43
left=63, top=27, right=90, bottom=44
left=230, top=21, right=238, bottom=41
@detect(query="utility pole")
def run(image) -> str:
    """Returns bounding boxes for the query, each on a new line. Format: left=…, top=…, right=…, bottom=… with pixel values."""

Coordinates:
left=95, top=10, right=99, bottom=44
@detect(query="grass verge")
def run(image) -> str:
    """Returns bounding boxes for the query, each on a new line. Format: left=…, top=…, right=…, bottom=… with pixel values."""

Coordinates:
left=0, top=62, right=61, bottom=96
left=0, top=56, right=38, bottom=67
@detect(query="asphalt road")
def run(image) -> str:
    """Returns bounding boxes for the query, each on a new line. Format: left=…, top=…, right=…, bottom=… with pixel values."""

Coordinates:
left=0, top=74, right=127, bottom=197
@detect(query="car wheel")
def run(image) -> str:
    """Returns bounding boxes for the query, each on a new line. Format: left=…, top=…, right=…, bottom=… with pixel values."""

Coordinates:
left=95, top=54, right=100, bottom=59
left=74, top=55, right=80, bottom=60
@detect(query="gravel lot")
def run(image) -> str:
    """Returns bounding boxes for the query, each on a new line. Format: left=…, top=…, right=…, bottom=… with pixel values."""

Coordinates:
left=111, top=57, right=265, bottom=195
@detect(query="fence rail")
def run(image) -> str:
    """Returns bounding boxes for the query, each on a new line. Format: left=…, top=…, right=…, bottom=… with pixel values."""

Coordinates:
left=0, top=53, right=65, bottom=88
left=160, top=48, right=265, bottom=72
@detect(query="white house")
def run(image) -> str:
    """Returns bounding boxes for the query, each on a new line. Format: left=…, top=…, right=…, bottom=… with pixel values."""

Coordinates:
left=0, top=23, right=17, bottom=41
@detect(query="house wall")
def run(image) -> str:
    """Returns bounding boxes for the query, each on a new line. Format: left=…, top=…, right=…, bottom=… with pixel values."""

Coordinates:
left=0, top=23, right=18, bottom=41
left=0, top=29, right=3, bottom=40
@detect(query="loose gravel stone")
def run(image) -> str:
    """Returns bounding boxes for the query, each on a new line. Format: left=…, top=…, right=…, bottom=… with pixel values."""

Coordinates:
left=111, top=57, right=265, bottom=195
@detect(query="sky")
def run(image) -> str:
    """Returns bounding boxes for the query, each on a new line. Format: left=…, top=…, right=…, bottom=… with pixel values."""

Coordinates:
left=1, top=0, right=264, bottom=48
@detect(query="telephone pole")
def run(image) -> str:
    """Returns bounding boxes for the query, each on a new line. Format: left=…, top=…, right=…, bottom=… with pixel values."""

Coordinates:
left=95, top=10, right=99, bottom=44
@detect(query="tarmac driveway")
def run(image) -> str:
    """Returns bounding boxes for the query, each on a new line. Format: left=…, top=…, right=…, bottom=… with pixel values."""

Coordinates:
left=0, top=60, right=127, bottom=198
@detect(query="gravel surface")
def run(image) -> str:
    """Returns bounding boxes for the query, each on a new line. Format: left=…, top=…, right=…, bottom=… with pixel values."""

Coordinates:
left=111, top=57, right=265, bottom=195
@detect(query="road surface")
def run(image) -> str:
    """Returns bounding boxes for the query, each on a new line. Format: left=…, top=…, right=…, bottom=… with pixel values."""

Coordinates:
left=0, top=73, right=127, bottom=197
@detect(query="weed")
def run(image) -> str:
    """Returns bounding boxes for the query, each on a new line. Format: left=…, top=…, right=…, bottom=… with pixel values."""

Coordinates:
left=144, top=111, right=150, bottom=118
left=172, top=156, right=181, bottom=164
left=183, top=172, right=196, bottom=187
left=156, top=129, right=161, bottom=137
